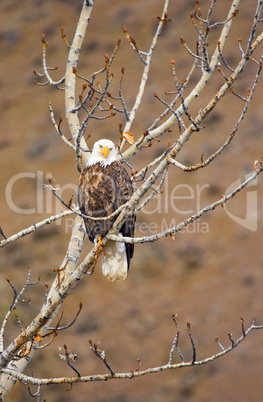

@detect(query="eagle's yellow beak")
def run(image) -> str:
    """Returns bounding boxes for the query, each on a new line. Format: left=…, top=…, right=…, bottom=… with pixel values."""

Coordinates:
left=100, top=146, right=110, bottom=158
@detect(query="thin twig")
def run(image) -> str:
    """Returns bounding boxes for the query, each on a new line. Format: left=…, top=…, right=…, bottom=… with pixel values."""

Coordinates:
left=46, top=303, right=83, bottom=332
left=187, top=322, right=196, bottom=364
left=89, top=339, right=115, bottom=377
left=168, top=314, right=184, bottom=364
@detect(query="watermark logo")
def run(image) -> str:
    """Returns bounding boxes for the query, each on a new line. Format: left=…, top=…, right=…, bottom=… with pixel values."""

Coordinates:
left=224, top=171, right=258, bottom=231
left=5, top=171, right=77, bottom=216
left=4, top=170, right=258, bottom=233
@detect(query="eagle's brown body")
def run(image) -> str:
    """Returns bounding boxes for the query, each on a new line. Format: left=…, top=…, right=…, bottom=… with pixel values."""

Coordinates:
left=78, top=160, right=135, bottom=270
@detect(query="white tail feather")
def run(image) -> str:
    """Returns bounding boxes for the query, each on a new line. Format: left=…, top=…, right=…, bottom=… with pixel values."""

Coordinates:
left=102, top=241, right=128, bottom=281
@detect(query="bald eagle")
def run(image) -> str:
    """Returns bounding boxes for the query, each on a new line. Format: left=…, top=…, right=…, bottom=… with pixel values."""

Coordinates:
left=78, top=139, right=135, bottom=281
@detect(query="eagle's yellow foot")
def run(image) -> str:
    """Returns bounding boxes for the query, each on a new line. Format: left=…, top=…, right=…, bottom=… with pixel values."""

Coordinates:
left=88, top=238, right=103, bottom=275
left=95, top=236, right=107, bottom=256
left=97, top=236, right=103, bottom=245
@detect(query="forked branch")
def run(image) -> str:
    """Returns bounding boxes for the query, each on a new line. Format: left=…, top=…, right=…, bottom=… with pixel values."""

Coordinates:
left=1, top=318, right=262, bottom=386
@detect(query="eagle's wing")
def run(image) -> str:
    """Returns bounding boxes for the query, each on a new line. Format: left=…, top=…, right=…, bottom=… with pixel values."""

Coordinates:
left=110, top=161, right=135, bottom=269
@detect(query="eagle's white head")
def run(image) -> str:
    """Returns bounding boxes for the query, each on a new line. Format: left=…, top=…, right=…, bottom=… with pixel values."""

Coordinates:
left=87, top=139, right=117, bottom=167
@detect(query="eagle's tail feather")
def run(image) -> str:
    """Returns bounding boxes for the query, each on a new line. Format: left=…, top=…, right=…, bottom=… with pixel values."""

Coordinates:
left=102, top=241, right=128, bottom=281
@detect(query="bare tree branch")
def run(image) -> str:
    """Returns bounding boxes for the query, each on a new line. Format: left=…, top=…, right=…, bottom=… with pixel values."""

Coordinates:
left=1, top=320, right=262, bottom=386
left=0, top=211, right=73, bottom=248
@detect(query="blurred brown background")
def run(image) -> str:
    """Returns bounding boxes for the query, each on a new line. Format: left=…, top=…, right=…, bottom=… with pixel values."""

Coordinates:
left=1, top=0, right=263, bottom=401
